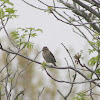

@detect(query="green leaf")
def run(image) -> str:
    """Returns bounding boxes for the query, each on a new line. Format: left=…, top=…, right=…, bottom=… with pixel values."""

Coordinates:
left=1, top=0, right=14, bottom=5
left=21, top=34, right=27, bottom=39
left=88, top=49, right=96, bottom=55
left=15, top=36, right=19, bottom=39
left=95, top=68, right=100, bottom=74
left=41, top=62, right=47, bottom=68
left=72, top=91, right=86, bottom=100
left=35, top=28, right=43, bottom=33
left=78, top=92, right=86, bottom=97
left=88, top=56, right=98, bottom=67
left=31, top=33, right=37, bottom=37
left=0, top=8, right=4, bottom=18
left=48, top=6, right=53, bottom=10
left=24, top=42, right=33, bottom=49
left=27, top=27, right=35, bottom=31
left=6, top=8, right=16, bottom=14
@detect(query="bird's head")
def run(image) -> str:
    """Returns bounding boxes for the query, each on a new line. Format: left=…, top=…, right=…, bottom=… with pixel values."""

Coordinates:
left=42, top=46, right=49, bottom=51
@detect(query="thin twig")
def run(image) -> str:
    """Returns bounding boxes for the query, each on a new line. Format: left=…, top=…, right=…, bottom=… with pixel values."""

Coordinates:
left=1, top=19, right=18, bottom=48
left=38, top=87, right=45, bottom=100
left=45, top=69, right=98, bottom=84
left=14, top=89, right=25, bottom=100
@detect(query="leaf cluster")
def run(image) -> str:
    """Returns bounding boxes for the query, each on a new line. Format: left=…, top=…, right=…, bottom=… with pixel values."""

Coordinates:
left=10, top=27, right=43, bottom=49
left=0, top=0, right=17, bottom=19
left=0, top=0, right=14, bottom=6
left=72, top=92, right=86, bottom=100
left=41, top=62, right=47, bottom=68
left=88, top=32, right=100, bottom=67
left=88, top=56, right=98, bottom=67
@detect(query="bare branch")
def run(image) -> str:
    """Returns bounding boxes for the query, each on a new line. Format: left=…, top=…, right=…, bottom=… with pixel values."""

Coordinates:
left=38, top=87, right=45, bottom=100
left=45, top=69, right=99, bottom=84
left=0, top=74, right=10, bottom=82
left=59, top=0, right=100, bottom=32
left=14, top=89, right=25, bottom=100
left=0, top=89, right=1, bottom=100
left=73, top=0, right=100, bottom=18
left=22, top=0, right=46, bottom=11
left=1, top=19, right=18, bottom=48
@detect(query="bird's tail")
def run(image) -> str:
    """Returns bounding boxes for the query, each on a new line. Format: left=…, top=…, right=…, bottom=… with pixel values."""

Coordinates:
left=53, top=63, right=57, bottom=67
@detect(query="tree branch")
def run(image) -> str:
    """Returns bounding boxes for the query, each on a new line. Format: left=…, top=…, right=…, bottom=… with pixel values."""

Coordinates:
left=73, top=0, right=100, bottom=18
left=14, top=89, right=25, bottom=100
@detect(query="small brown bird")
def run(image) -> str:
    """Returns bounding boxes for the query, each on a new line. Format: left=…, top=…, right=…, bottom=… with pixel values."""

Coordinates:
left=42, top=46, right=57, bottom=66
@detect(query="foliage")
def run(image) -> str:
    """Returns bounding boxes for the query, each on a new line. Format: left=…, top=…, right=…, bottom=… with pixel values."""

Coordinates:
left=1, top=0, right=100, bottom=100
left=88, top=56, right=98, bottom=66
left=73, top=92, right=86, bottom=100
left=0, top=0, right=14, bottom=6
left=0, top=1, right=44, bottom=100
left=10, top=27, right=43, bottom=49
left=41, top=62, right=48, bottom=68
left=0, top=0, right=17, bottom=19
left=88, top=33, right=100, bottom=67
left=22, top=0, right=100, bottom=99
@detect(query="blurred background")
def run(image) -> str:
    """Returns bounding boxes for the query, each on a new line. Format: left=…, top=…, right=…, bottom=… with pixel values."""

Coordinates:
left=0, top=0, right=97, bottom=100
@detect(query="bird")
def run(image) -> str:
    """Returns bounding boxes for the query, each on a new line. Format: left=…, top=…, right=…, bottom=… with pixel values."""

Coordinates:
left=42, top=46, right=57, bottom=67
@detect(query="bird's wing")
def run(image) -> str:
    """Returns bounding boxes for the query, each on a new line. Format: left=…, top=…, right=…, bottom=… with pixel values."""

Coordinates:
left=50, top=52, right=56, bottom=62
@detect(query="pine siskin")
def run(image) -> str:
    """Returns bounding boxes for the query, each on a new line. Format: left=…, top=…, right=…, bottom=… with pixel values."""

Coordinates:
left=42, top=46, right=57, bottom=67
